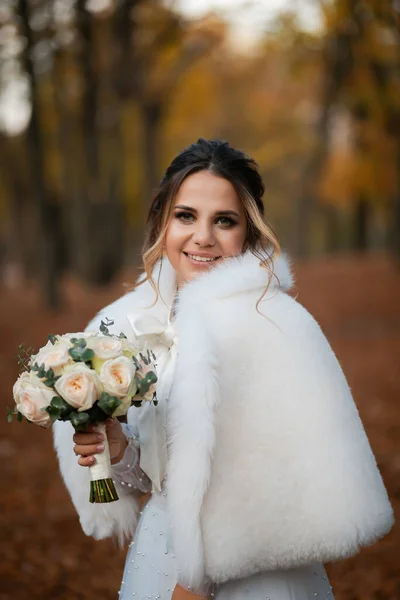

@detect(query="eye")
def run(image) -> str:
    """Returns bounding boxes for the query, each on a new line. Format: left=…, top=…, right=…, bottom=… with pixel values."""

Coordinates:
left=175, top=211, right=195, bottom=223
left=215, top=216, right=236, bottom=227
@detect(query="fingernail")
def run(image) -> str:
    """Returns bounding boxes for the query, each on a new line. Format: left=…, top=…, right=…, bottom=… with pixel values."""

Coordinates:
left=97, top=444, right=104, bottom=452
left=97, top=434, right=104, bottom=441
left=89, top=456, right=96, bottom=464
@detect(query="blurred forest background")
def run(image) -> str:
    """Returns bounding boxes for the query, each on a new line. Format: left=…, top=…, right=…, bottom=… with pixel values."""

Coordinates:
left=0, top=0, right=399, bottom=306
left=1, top=2, right=400, bottom=600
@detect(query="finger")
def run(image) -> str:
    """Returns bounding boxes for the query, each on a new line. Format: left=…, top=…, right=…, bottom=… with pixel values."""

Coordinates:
left=73, top=432, right=104, bottom=444
left=85, top=423, right=98, bottom=432
left=105, top=418, right=120, bottom=433
left=78, top=455, right=96, bottom=467
left=74, top=443, right=104, bottom=457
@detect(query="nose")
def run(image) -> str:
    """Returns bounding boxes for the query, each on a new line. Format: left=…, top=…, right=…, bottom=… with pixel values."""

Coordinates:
left=192, top=220, right=215, bottom=247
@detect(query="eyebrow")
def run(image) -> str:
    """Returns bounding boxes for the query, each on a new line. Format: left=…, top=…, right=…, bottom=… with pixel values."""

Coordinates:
left=174, top=204, right=240, bottom=218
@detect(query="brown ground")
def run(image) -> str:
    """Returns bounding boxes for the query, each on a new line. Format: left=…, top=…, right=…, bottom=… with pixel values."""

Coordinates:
left=0, top=253, right=399, bottom=600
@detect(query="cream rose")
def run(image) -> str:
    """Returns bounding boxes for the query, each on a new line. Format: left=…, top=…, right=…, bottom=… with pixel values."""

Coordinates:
left=55, top=365, right=102, bottom=412
left=100, top=356, right=136, bottom=399
left=33, top=340, right=73, bottom=376
left=88, top=336, right=123, bottom=360
left=60, top=332, right=97, bottom=341
left=13, top=371, right=54, bottom=427
left=121, top=338, right=139, bottom=355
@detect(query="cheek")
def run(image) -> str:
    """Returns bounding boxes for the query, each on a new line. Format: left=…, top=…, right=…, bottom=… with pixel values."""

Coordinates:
left=165, top=222, right=187, bottom=258
left=218, top=227, right=247, bottom=254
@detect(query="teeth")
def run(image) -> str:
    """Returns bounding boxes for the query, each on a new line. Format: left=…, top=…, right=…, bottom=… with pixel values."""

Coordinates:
left=187, top=254, right=219, bottom=262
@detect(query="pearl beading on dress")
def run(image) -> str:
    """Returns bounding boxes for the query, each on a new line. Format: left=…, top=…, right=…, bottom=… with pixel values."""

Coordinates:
left=118, top=493, right=335, bottom=600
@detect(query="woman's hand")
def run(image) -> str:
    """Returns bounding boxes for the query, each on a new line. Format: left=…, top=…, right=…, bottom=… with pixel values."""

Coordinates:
left=171, top=584, right=211, bottom=600
left=73, top=418, right=128, bottom=466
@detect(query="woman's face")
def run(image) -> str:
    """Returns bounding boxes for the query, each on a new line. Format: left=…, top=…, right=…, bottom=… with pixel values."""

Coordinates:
left=165, top=170, right=247, bottom=287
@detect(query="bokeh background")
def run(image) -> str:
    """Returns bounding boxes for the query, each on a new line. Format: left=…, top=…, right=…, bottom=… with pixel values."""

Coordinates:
left=0, top=1, right=399, bottom=599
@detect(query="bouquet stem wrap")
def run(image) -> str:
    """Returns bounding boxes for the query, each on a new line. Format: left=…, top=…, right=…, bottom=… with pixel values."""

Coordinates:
left=89, top=422, right=119, bottom=503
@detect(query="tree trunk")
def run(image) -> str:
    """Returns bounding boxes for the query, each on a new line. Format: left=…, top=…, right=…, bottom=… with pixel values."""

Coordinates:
left=141, top=102, right=163, bottom=204
left=323, top=204, right=342, bottom=252
left=112, top=0, right=137, bottom=100
left=293, top=25, right=354, bottom=257
left=76, top=0, right=99, bottom=182
left=0, top=135, right=27, bottom=281
left=354, top=195, right=369, bottom=250
left=18, top=0, right=61, bottom=308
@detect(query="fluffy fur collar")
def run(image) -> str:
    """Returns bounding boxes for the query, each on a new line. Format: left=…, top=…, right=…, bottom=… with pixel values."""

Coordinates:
left=132, top=249, right=294, bottom=316
left=54, top=248, right=394, bottom=592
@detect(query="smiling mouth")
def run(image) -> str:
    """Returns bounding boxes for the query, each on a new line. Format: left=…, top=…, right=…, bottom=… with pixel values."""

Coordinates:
left=183, top=252, right=222, bottom=263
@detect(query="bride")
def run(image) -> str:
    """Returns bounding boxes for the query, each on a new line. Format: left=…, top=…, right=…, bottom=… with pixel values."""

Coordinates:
left=54, top=138, right=394, bottom=600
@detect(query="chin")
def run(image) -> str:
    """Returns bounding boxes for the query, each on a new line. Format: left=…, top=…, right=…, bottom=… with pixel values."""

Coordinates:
left=178, top=265, right=216, bottom=285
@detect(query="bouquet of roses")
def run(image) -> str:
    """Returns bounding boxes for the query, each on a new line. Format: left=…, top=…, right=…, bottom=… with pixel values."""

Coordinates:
left=8, top=318, right=157, bottom=503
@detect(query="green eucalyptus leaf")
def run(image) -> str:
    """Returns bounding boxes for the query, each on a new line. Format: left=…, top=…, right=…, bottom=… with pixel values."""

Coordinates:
left=37, top=364, right=46, bottom=378
left=76, top=338, right=87, bottom=348
left=17, top=411, right=23, bottom=422
left=99, top=324, right=108, bottom=335
left=138, top=378, right=150, bottom=396
left=50, top=396, right=72, bottom=418
left=68, top=347, right=83, bottom=361
left=87, top=403, right=108, bottom=423
left=48, top=334, right=57, bottom=345
left=81, top=348, right=94, bottom=362
left=145, top=371, right=157, bottom=385
left=7, top=413, right=13, bottom=423
left=70, top=412, right=90, bottom=431
left=139, top=352, right=149, bottom=366
left=46, top=405, right=61, bottom=421
left=132, top=401, right=142, bottom=408
left=98, top=392, right=121, bottom=415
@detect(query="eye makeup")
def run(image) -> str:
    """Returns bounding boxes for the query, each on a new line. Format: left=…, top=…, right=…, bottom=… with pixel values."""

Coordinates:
left=173, top=208, right=238, bottom=227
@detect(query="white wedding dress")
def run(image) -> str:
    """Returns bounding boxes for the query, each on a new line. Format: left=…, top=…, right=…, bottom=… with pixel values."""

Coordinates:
left=117, top=489, right=334, bottom=600
left=112, top=319, right=335, bottom=600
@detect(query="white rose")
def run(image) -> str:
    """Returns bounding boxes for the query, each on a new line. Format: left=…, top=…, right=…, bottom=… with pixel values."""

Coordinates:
left=121, top=338, right=138, bottom=356
left=88, top=336, right=123, bottom=360
left=60, top=332, right=97, bottom=341
left=55, top=364, right=102, bottom=412
left=13, top=371, right=54, bottom=428
left=33, top=340, right=73, bottom=376
left=100, top=356, right=136, bottom=399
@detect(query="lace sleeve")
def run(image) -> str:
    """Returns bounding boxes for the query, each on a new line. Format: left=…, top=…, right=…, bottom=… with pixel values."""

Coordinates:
left=111, top=423, right=152, bottom=493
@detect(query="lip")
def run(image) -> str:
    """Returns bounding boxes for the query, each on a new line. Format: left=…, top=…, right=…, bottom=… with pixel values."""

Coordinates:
left=183, top=251, right=222, bottom=266
left=183, top=251, right=221, bottom=258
